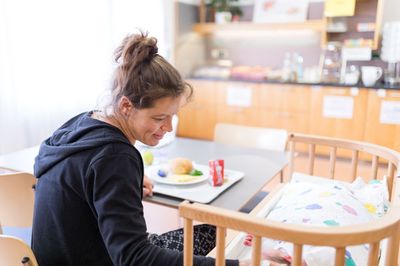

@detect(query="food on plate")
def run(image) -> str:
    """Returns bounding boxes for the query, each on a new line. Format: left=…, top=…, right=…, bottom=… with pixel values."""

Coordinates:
left=169, top=157, right=193, bottom=174
left=168, top=174, right=201, bottom=183
left=157, top=168, right=168, bottom=178
left=142, top=150, right=154, bottom=166
left=189, top=169, right=203, bottom=176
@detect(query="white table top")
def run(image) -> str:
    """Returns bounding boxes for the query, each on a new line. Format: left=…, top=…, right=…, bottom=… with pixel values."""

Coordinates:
left=0, top=145, right=39, bottom=174
left=0, top=138, right=289, bottom=211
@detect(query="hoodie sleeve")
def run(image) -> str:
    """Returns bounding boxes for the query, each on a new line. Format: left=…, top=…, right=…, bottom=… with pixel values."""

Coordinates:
left=86, top=153, right=239, bottom=266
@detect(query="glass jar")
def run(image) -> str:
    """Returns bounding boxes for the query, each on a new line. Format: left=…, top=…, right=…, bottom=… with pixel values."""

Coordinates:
left=320, top=42, right=342, bottom=83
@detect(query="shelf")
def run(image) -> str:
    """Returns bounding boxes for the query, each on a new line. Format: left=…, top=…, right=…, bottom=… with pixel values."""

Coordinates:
left=193, top=20, right=325, bottom=34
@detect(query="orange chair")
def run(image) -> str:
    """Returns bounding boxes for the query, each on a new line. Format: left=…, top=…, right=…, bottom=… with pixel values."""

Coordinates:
left=0, top=235, right=38, bottom=266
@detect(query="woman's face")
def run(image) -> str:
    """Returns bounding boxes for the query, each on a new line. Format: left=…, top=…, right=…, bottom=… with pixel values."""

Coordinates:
left=127, top=96, right=182, bottom=146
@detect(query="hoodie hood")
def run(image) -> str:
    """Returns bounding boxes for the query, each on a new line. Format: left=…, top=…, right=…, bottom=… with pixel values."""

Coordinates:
left=34, top=112, right=131, bottom=178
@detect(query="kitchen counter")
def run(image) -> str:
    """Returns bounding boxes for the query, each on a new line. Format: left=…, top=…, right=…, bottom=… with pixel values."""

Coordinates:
left=189, top=77, right=400, bottom=90
left=178, top=78, right=400, bottom=152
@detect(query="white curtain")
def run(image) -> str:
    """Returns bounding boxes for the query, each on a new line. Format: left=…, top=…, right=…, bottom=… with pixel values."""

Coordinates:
left=0, top=0, right=170, bottom=155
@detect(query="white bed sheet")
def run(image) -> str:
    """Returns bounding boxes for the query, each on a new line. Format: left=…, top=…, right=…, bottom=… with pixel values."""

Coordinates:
left=224, top=172, right=390, bottom=265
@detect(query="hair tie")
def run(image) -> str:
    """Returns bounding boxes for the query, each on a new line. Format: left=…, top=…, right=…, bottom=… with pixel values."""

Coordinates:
left=151, top=46, right=158, bottom=56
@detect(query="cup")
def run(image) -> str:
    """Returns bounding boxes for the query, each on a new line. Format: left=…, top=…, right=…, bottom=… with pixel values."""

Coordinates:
left=361, top=66, right=383, bottom=87
left=344, top=65, right=360, bottom=85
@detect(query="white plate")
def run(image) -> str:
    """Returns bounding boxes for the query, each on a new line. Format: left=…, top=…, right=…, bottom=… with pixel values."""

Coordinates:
left=145, top=164, right=209, bottom=185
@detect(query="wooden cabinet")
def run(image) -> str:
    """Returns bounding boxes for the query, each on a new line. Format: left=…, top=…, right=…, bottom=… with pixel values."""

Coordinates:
left=308, top=86, right=369, bottom=156
left=178, top=80, right=311, bottom=140
left=257, top=84, right=310, bottom=133
left=177, top=79, right=400, bottom=153
left=177, top=80, right=218, bottom=140
left=309, top=86, right=368, bottom=140
left=323, top=0, right=384, bottom=50
left=215, top=81, right=260, bottom=127
left=364, top=89, right=400, bottom=151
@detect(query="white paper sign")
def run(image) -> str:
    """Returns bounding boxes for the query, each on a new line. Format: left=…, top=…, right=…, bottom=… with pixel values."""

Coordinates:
left=380, top=101, right=400, bottom=125
left=323, top=96, right=354, bottom=119
left=226, top=86, right=252, bottom=107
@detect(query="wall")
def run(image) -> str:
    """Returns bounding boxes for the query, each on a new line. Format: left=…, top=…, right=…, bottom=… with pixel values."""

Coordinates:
left=382, top=0, right=400, bottom=24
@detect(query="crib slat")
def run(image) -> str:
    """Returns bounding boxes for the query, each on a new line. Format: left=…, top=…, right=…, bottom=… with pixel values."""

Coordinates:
left=216, top=227, right=226, bottom=266
left=329, top=147, right=337, bottom=179
left=183, top=218, right=193, bottom=266
left=387, top=162, right=395, bottom=201
left=335, top=247, right=345, bottom=266
left=371, top=155, right=378, bottom=180
left=351, top=150, right=359, bottom=181
left=367, top=242, right=380, bottom=266
left=385, top=227, right=400, bottom=265
left=251, top=236, right=261, bottom=266
left=289, top=141, right=296, bottom=180
left=292, top=244, right=303, bottom=266
left=308, top=144, right=315, bottom=175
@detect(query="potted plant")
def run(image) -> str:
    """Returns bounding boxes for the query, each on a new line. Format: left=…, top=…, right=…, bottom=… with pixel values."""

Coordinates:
left=207, top=0, right=242, bottom=24
left=230, top=6, right=243, bottom=22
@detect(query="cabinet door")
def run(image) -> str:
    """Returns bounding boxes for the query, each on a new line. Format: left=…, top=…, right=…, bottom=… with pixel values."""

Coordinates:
left=177, top=80, right=217, bottom=140
left=308, top=86, right=368, bottom=157
left=364, top=89, right=400, bottom=151
left=215, top=81, right=260, bottom=126
left=257, top=84, right=310, bottom=133
left=257, top=84, right=310, bottom=113
left=309, top=86, right=368, bottom=140
left=178, top=103, right=216, bottom=139
left=257, top=110, right=309, bottom=133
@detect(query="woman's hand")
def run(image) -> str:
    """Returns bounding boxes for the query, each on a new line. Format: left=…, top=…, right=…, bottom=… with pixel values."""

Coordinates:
left=143, top=175, right=154, bottom=197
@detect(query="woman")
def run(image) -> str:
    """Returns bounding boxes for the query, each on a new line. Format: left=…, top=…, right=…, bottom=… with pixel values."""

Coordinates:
left=32, top=32, right=248, bottom=266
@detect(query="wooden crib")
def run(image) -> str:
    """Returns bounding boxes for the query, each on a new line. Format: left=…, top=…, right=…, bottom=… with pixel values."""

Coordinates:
left=179, top=133, right=400, bottom=266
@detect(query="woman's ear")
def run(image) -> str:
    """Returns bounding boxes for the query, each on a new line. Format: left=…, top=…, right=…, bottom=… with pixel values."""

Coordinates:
left=118, top=96, right=134, bottom=117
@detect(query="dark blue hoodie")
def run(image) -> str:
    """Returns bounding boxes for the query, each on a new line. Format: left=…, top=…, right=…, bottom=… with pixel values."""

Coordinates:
left=32, top=112, right=236, bottom=266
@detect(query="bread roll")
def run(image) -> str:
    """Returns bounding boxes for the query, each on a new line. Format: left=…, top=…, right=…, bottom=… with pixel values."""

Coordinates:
left=169, top=157, right=193, bottom=175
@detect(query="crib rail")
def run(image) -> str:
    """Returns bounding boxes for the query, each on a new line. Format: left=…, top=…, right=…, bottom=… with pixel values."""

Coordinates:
left=180, top=201, right=400, bottom=266
left=288, top=133, right=400, bottom=201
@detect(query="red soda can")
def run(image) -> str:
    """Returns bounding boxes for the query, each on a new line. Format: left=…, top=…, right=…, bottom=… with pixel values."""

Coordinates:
left=209, top=159, right=224, bottom=186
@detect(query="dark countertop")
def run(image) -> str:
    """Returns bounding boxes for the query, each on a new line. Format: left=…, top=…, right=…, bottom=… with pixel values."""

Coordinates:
left=189, top=77, right=400, bottom=90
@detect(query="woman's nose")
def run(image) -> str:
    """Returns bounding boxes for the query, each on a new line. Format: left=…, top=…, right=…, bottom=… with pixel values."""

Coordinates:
left=162, top=117, right=173, bottom=132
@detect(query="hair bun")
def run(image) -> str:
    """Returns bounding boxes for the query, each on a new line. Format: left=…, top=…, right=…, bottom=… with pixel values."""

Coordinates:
left=150, top=46, right=158, bottom=56
left=114, top=31, right=159, bottom=68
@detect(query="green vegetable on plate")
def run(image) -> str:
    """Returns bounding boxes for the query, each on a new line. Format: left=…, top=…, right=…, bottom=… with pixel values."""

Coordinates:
left=189, top=169, right=203, bottom=176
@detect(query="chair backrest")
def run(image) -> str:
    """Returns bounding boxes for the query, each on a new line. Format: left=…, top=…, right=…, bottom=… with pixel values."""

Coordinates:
left=287, top=133, right=400, bottom=201
left=214, top=123, right=288, bottom=151
left=0, top=172, right=36, bottom=228
left=0, top=235, right=38, bottom=266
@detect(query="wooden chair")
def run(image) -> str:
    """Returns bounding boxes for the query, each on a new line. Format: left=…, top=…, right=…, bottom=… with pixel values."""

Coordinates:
left=0, top=172, right=36, bottom=232
left=180, top=133, right=400, bottom=266
left=214, top=123, right=288, bottom=152
left=0, top=235, right=38, bottom=266
left=214, top=123, right=288, bottom=212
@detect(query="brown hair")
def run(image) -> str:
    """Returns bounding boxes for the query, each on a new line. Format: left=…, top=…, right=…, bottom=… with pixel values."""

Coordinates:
left=110, top=31, right=192, bottom=110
